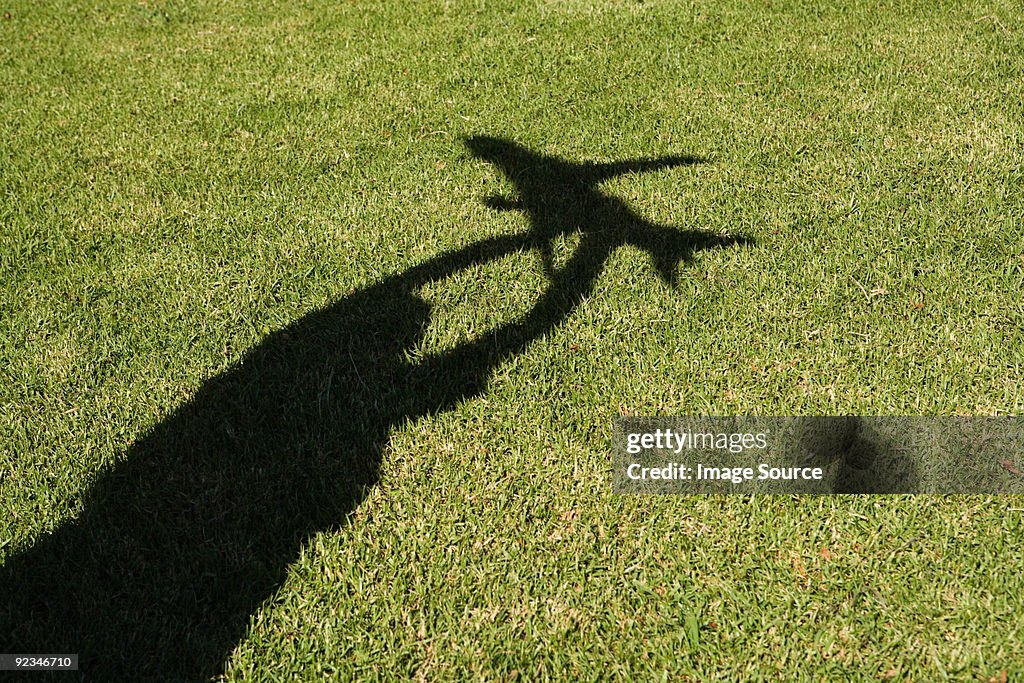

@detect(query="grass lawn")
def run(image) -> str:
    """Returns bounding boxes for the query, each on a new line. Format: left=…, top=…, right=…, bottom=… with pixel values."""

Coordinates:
left=1, top=0, right=1023, bottom=679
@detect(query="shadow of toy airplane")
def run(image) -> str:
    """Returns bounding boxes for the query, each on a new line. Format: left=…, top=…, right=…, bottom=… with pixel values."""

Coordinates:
left=0, top=136, right=749, bottom=680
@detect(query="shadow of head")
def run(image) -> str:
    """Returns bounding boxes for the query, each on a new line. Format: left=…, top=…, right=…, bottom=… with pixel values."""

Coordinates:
left=0, top=276, right=437, bottom=679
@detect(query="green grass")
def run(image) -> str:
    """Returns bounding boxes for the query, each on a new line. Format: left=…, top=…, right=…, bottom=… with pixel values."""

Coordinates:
left=1, top=0, right=1023, bottom=679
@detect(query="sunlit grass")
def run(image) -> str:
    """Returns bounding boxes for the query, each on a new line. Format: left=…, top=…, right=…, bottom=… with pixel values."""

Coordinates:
left=1, top=0, right=1022, bottom=679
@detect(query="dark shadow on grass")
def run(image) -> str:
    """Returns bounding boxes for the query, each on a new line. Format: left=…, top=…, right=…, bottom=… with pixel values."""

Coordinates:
left=797, top=417, right=920, bottom=493
left=0, top=136, right=750, bottom=680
